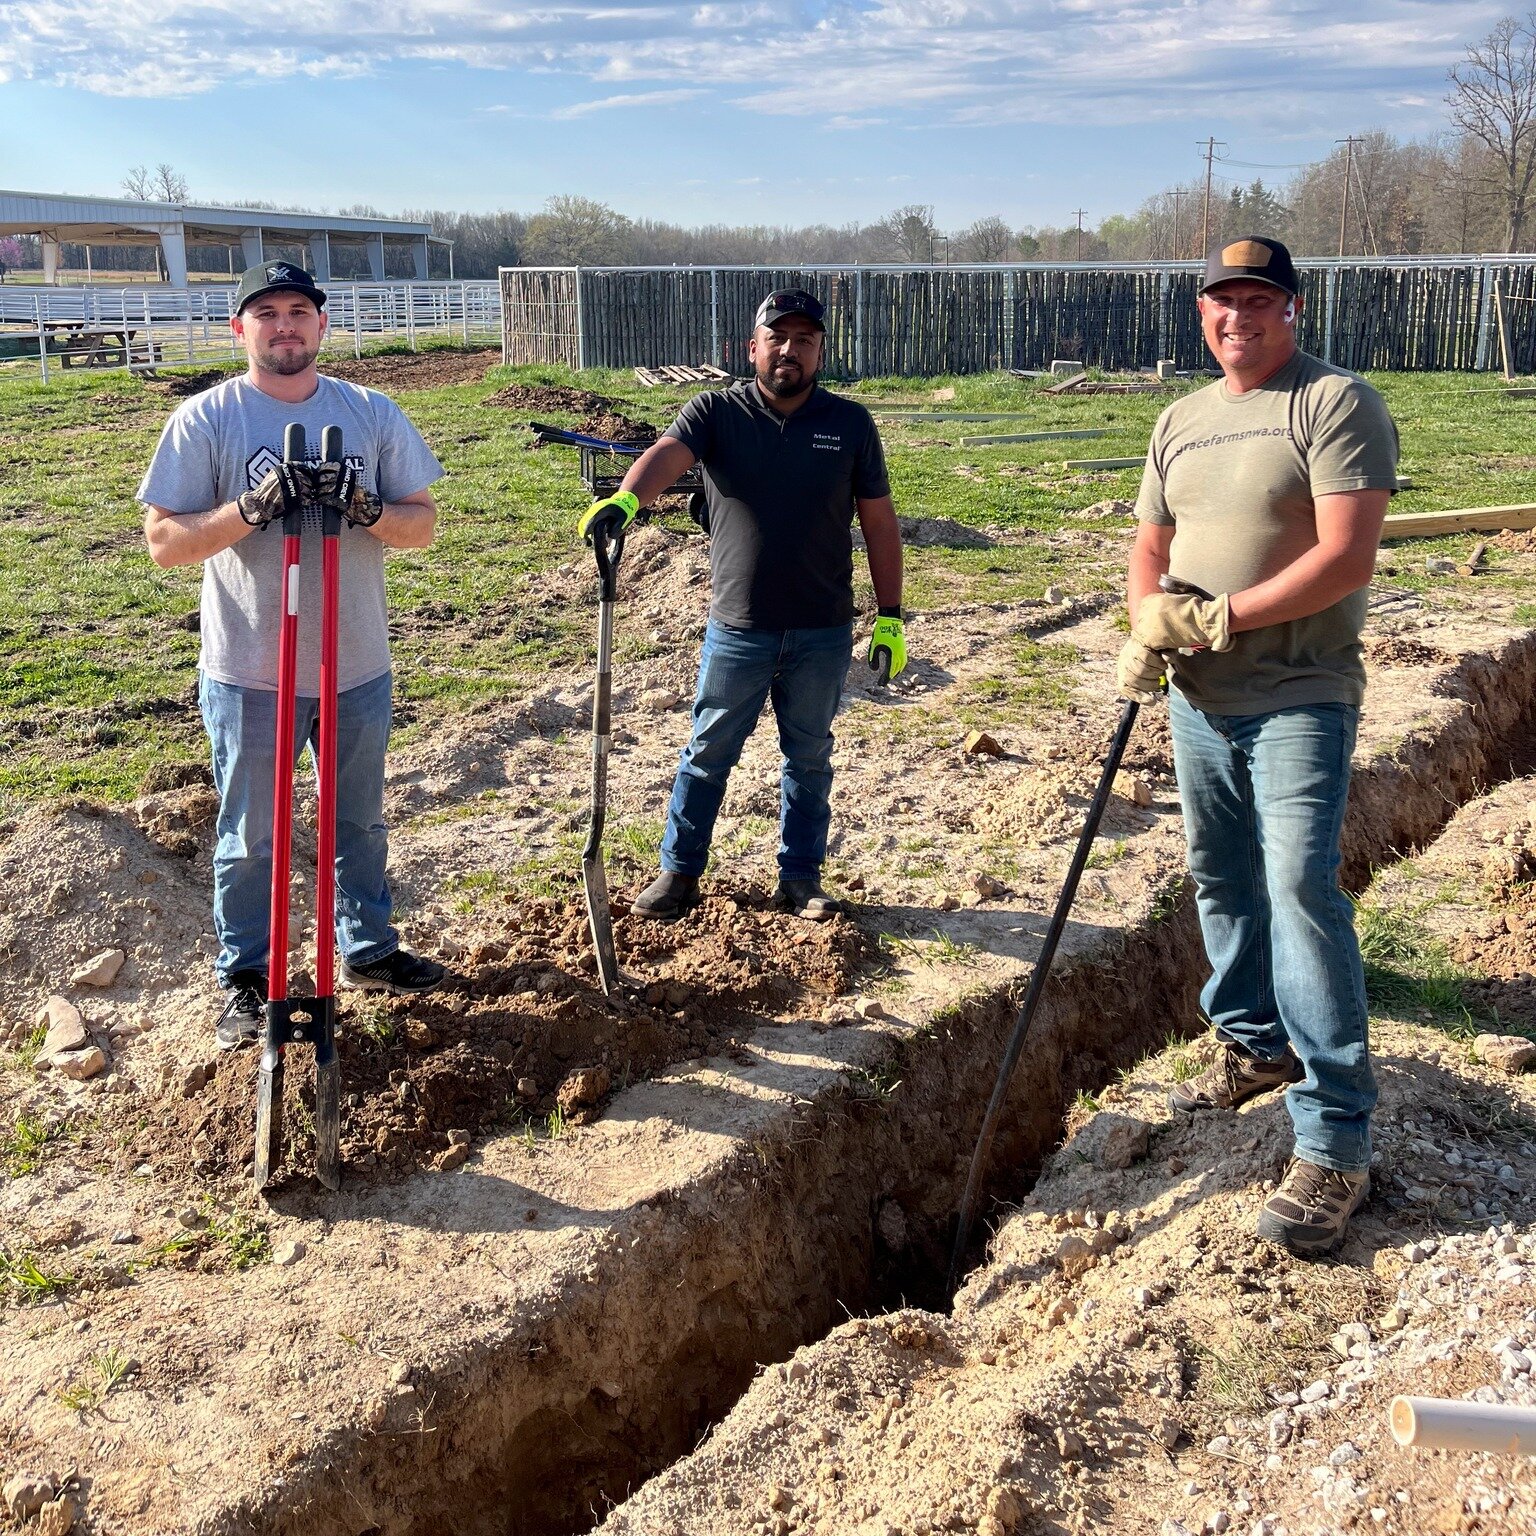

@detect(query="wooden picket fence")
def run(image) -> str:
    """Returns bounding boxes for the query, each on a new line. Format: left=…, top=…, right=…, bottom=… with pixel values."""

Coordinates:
left=501, top=258, right=1536, bottom=378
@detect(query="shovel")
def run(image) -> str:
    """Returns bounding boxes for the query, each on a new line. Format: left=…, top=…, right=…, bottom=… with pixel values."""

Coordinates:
left=254, top=422, right=343, bottom=1191
left=580, top=517, right=626, bottom=996
left=945, top=573, right=1209, bottom=1292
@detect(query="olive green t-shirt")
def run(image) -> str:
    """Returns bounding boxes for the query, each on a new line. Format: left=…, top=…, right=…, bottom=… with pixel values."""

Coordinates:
left=1135, top=350, right=1399, bottom=714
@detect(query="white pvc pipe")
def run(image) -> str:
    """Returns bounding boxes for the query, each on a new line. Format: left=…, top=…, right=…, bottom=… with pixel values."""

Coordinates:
left=1391, top=1396, right=1536, bottom=1455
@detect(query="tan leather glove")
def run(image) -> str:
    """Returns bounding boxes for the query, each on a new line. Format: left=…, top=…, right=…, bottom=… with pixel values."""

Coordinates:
left=1134, top=591, right=1233, bottom=653
left=1116, top=638, right=1166, bottom=703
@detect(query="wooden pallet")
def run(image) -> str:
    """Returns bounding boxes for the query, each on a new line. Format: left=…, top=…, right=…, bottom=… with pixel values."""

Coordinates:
left=1044, top=372, right=1167, bottom=397
left=634, top=363, right=734, bottom=387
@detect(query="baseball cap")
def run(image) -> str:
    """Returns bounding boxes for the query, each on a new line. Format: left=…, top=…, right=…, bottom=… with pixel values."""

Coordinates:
left=1199, top=236, right=1300, bottom=297
left=754, top=288, right=825, bottom=332
left=234, top=262, right=327, bottom=315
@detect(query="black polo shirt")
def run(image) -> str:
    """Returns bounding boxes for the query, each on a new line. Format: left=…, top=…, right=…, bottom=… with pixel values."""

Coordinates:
left=662, top=380, right=891, bottom=630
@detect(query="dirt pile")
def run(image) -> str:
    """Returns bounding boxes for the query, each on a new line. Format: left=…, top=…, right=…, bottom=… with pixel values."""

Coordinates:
left=97, top=885, right=873, bottom=1191
left=484, top=381, right=625, bottom=416
left=142, top=349, right=498, bottom=399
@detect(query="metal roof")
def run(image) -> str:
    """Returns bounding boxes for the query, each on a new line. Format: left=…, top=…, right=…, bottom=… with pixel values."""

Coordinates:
left=0, top=189, right=438, bottom=244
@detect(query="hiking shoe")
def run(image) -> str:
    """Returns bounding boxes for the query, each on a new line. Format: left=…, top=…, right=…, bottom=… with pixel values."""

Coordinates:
left=631, top=872, right=702, bottom=922
left=339, top=948, right=445, bottom=995
left=215, top=970, right=267, bottom=1052
left=1168, top=1042, right=1303, bottom=1114
left=1256, top=1159, right=1370, bottom=1255
left=774, top=879, right=843, bottom=921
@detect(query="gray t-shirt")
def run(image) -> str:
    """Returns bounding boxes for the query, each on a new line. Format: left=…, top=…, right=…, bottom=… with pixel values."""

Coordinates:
left=1135, top=350, right=1399, bottom=714
left=138, top=375, right=442, bottom=695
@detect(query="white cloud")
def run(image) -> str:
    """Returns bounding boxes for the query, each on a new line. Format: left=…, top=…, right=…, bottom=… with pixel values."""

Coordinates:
left=0, top=0, right=1514, bottom=136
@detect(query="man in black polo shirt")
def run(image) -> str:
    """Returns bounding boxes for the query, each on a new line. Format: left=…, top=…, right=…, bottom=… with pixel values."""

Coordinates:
left=579, top=287, right=905, bottom=920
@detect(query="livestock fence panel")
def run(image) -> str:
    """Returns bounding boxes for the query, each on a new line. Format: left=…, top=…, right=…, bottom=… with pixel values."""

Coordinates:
left=502, top=258, right=1536, bottom=379
left=0, top=280, right=501, bottom=381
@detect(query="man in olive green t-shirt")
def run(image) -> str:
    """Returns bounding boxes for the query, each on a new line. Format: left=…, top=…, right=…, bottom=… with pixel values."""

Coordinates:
left=1117, top=236, right=1399, bottom=1256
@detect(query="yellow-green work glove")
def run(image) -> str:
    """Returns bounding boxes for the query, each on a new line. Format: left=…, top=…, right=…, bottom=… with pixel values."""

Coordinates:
left=1134, top=591, right=1233, bottom=653
left=578, top=490, right=639, bottom=542
left=1116, top=638, right=1166, bottom=704
left=869, top=611, right=907, bottom=680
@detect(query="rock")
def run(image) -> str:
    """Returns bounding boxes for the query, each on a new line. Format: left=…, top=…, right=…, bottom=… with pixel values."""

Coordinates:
left=844, top=873, right=866, bottom=892
left=972, top=872, right=1008, bottom=900
left=963, top=730, right=1003, bottom=757
left=1112, top=771, right=1153, bottom=807
left=557, top=1065, right=611, bottom=1113
left=1474, top=1033, right=1536, bottom=1073
left=70, top=948, right=126, bottom=987
left=1054, top=1426, right=1084, bottom=1461
left=177, top=1206, right=209, bottom=1231
left=178, top=1061, right=214, bottom=1098
left=1425, top=556, right=1458, bottom=575
left=446, top=1128, right=470, bottom=1148
left=271, top=1240, right=306, bottom=1267
left=1157, top=1416, right=1184, bottom=1449
left=36, top=1494, right=77, bottom=1536
left=854, top=997, right=888, bottom=1020
left=515, top=1077, right=539, bottom=1102
left=1054, top=1233, right=1098, bottom=1280
left=1043, top=586, right=1065, bottom=604
left=435, top=1144, right=470, bottom=1172
left=4, top=1474, right=55, bottom=1520
left=54, top=1046, right=107, bottom=1081
left=39, top=995, right=88, bottom=1059
left=981, top=1485, right=1029, bottom=1535
left=639, top=688, right=681, bottom=713
left=1299, top=1380, right=1331, bottom=1403
left=1098, top=1117, right=1151, bottom=1169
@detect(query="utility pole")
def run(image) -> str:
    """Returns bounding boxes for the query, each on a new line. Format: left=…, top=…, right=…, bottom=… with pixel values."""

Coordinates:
left=1337, top=135, right=1361, bottom=258
left=1073, top=209, right=1087, bottom=262
left=1171, top=189, right=1186, bottom=260
left=1198, top=137, right=1226, bottom=255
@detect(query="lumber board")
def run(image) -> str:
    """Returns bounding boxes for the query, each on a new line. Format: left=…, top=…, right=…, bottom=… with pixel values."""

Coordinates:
left=873, top=411, right=1037, bottom=422
left=1380, top=504, right=1536, bottom=541
left=1063, top=456, right=1145, bottom=470
left=958, top=429, right=1114, bottom=447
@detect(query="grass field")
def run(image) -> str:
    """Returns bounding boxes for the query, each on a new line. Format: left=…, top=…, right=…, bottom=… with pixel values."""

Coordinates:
left=1, top=354, right=1532, bottom=819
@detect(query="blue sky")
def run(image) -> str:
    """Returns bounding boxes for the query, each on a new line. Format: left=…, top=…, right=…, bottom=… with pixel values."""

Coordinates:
left=0, top=1, right=1508, bottom=229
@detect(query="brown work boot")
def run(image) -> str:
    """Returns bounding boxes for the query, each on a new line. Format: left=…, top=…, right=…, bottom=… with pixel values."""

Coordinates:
left=1168, top=1042, right=1303, bottom=1114
left=1256, top=1159, right=1369, bottom=1255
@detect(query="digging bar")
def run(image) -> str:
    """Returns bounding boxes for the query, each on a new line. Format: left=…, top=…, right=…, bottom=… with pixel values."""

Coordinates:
left=946, top=573, right=1209, bottom=1293
left=581, top=517, right=626, bottom=996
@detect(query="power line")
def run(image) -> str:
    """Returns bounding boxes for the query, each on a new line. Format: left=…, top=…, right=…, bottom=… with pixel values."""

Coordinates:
left=1199, top=137, right=1227, bottom=254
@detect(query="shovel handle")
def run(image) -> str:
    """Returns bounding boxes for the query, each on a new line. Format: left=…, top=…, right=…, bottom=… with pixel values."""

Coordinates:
left=591, top=523, right=625, bottom=602
left=1158, top=573, right=1215, bottom=601
left=872, top=647, right=893, bottom=687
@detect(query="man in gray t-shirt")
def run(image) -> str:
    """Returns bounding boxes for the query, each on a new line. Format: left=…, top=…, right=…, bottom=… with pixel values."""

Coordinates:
left=139, top=262, right=445, bottom=1050
left=1118, top=237, right=1398, bottom=1257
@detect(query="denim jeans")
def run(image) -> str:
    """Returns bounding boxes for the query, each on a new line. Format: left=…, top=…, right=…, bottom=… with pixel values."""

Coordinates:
left=1169, top=690, right=1375, bottom=1173
left=199, top=671, right=397, bottom=983
left=661, top=619, right=854, bottom=882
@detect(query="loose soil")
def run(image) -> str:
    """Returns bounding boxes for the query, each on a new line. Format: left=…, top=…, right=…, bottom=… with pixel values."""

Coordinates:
left=143, top=348, right=499, bottom=400
left=4, top=528, right=1536, bottom=1536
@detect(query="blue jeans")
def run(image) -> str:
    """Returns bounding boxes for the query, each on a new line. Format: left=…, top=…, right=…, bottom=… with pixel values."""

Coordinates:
left=1169, top=690, right=1376, bottom=1173
left=661, top=620, right=854, bottom=882
left=199, top=671, right=397, bottom=984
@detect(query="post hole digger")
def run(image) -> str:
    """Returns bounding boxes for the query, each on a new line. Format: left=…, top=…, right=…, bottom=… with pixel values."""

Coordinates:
left=254, top=422, right=346, bottom=1192
left=946, top=574, right=1212, bottom=1293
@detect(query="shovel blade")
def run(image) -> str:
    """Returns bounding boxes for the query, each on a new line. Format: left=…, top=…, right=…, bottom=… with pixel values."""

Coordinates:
left=582, top=853, right=621, bottom=996
left=313, top=1055, right=342, bottom=1191
left=253, top=1051, right=285, bottom=1189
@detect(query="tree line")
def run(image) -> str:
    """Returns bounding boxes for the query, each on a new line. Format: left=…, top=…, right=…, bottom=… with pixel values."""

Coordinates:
left=5, top=13, right=1536, bottom=280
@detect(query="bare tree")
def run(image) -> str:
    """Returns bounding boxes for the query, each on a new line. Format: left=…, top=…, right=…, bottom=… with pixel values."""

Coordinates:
left=121, top=165, right=153, bottom=200
left=872, top=205, right=937, bottom=262
left=152, top=163, right=189, bottom=203
left=1447, top=13, right=1536, bottom=249
left=960, top=215, right=1012, bottom=261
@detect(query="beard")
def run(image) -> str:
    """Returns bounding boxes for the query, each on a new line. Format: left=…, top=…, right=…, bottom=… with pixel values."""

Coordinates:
left=757, top=356, right=816, bottom=398
left=254, top=341, right=319, bottom=376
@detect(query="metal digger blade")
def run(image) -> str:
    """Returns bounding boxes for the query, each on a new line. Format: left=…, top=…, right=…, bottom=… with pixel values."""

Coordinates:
left=582, top=850, right=620, bottom=995
left=253, top=1042, right=285, bottom=1189
left=313, top=1044, right=341, bottom=1192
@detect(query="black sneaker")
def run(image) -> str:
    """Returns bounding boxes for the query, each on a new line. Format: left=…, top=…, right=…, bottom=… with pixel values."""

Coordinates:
left=631, top=872, right=701, bottom=922
left=339, top=948, right=445, bottom=995
left=215, top=970, right=267, bottom=1052
left=774, top=879, right=843, bottom=921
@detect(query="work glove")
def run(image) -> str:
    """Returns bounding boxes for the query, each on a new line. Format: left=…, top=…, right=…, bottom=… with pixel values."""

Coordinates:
left=236, top=464, right=310, bottom=528
left=1133, top=591, right=1234, bottom=654
left=1116, top=638, right=1166, bottom=704
left=313, top=461, right=383, bottom=528
left=869, top=610, right=908, bottom=680
left=579, top=490, right=639, bottom=542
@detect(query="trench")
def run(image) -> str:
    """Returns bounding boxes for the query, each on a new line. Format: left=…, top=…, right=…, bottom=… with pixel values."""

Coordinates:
left=252, top=632, right=1536, bottom=1536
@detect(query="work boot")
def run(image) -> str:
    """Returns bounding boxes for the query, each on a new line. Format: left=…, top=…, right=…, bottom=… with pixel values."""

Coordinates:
left=774, top=879, right=843, bottom=921
left=631, top=872, right=701, bottom=922
left=215, top=970, right=267, bottom=1052
left=339, top=948, right=445, bottom=995
left=1168, top=1042, right=1303, bottom=1114
left=1256, top=1158, right=1370, bottom=1255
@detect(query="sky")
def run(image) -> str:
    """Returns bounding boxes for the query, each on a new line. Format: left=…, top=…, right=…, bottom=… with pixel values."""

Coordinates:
left=0, top=1, right=1513, bottom=231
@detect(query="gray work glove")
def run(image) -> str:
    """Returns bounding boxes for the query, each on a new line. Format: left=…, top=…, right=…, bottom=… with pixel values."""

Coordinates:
left=236, top=464, right=310, bottom=528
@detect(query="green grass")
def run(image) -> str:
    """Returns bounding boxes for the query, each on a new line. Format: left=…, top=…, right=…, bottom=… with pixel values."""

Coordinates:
left=1, top=363, right=1533, bottom=826
left=1356, top=900, right=1485, bottom=1031
left=0, top=1247, right=73, bottom=1304
left=57, top=1344, right=137, bottom=1413
left=0, top=1022, right=47, bottom=1074
left=205, top=1207, right=270, bottom=1270
left=1, top=1111, right=66, bottom=1176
